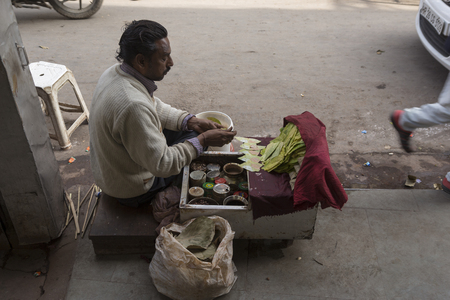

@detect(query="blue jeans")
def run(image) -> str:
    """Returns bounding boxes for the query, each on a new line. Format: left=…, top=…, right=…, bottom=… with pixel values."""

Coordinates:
left=117, top=129, right=199, bottom=208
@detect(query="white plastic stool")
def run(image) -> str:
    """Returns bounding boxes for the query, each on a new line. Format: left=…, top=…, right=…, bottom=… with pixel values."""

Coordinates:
left=29, top=61, right=89, bottom=150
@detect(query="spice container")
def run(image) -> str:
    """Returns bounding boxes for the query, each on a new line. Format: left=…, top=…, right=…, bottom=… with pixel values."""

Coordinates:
left=189, top=170, right=206, bottom=187
left=223, top=163, right=245, bottom=186
left=212, top=183, right=230, bottom=204
left=223, top=195, right=248, bottom=206
left=238, top=181, right=248, bottom=192
left=234, top=191, right=248, bottom=199
left=215, top=177, right=226, bottom=184
left=202, top=182, right=215, bottom=197
left=206, top=163, right=221, bottom=173
left=206, top=170, right=220, bottom=182
left=188, top=187, right=204, bottom=200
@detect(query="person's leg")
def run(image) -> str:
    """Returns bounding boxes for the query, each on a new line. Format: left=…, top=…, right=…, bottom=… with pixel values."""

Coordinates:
left=443, top=171, right=450, bottom=195
left=400, top=72, right=450, bottom=131
left=392, top=72, right=450, bottom=152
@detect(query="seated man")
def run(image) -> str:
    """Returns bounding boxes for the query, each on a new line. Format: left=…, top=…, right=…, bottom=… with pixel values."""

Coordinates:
left=89, top=20, right=236, bottom=207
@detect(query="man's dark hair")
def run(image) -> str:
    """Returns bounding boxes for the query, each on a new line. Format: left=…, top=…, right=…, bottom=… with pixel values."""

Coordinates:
left=116, top=20, right=168, bottom=64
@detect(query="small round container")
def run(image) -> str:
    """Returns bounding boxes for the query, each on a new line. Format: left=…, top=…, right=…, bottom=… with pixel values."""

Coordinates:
left=223, top=195, right=248, bottom=206
left=188, top=186, right=204, bottom=200
left=223, top=163, right=244, bottom=185
left=206, top=163, right=221, bottom=173
left=234, top=191, right=248, bottom=199
left=206, top=170, right=220, bottom=182
left=238, top=181, right=248, bottom=191
left=213, top=183, right=230, bottom=204
left=202, top=182, right=215, bottom=197
left=190, top=170, right=206, bottom=187
left=215, top=177, right=226, bottom=184
left=190, top=161, right=207, bottom=172
left=188, top=197, right=219, bottom=205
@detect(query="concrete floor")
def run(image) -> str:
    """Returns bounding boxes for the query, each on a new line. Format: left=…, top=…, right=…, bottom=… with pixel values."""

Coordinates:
left=3, top=0, right=450, bottom=299
left=64, top=189, right=450, bottom=300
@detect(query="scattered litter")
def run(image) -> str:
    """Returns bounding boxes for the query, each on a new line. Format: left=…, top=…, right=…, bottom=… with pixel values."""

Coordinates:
left=313, top=258, right=323, bottom=266
left=376, top=49, right=385, bottom=55
left=266, top=277, right=270, bottom=281
left=85, top=146, right=90, bottom=152
left=361, top=130, right=367, bottom=134
left=33, top=271, right=42, bottom=277
left=68, top=157, right=76, bottom=164
left=39, top=45, right=49, bottom=49
left=384, top=145, right=391, bottom=150
left=301, top=94, right=304, bottom=97
left=296, top=257, right=302, bottom=260
left=405, top=175, right=417, bottom=188
left=416, top=179, right=422, bottom=184
left=434, top=183, right=443, bottom=190
left=363, top=162, right=371, bottom=167
left=389, top=153, right=394, bottom=156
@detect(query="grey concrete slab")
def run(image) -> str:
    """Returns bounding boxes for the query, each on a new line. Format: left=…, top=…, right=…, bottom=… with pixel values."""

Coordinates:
left=366, top=208, right=450, bottom=299
left=4, top=248, right=47, bottom=273
left=66, top=189, right=450, bottom=300
left=0, top=268, right=46, bottom=300
left=66, top=278, right=164, bottom=300
left=411, top=189, right=450, bottom=214
left=245, top=208, right=386, bottom=299
left=345, top=189, right=419, bottom=211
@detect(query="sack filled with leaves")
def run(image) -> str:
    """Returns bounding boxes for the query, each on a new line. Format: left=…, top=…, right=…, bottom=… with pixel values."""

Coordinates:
left=149, top=216, right=237, bottom=300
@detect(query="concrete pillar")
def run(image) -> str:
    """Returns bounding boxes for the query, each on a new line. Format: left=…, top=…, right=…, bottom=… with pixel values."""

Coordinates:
left=0, top=2, right=65, bottom=247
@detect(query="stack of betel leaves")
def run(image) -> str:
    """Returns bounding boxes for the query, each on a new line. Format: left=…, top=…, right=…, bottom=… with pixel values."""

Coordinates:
left=260, top=122, right=306, bottom=173
left=174, top=216, right=220, bottom=262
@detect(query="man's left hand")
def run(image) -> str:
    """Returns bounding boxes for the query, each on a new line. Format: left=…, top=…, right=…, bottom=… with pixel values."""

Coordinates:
left=187, top=116, right=226, bottom=133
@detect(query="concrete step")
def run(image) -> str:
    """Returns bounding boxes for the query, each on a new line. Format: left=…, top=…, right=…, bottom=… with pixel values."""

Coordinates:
left=88, top=194, right=158, bottom=255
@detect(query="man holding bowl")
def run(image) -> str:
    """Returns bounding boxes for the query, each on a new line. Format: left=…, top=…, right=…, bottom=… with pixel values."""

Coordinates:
left=89, top=20, right=236, bottom=207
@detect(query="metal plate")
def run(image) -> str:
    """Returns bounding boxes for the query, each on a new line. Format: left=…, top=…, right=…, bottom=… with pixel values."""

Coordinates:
left=420, top=3, right=445, bottom=35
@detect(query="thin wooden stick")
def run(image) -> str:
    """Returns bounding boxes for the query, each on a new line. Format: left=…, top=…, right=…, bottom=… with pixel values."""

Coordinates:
left=75, top=186, right=81, bottom=239
left=65, top=210, right=70, bottom=226
left=81, top=186, right=95, bottom=235
left=65, top=191, right=80, bottom=234
left=59, top=185, right=96, bottom=237
left=77, top=186, right=81, bottom=215
left=82, top=187, right=100, bottom=238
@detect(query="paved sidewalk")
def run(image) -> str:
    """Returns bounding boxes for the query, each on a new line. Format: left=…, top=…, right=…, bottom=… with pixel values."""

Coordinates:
left=66, top=189, right=450, bottom=300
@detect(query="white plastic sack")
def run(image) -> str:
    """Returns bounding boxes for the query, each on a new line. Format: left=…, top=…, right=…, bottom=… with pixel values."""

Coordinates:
left=149, top=215, right=237, bottom=300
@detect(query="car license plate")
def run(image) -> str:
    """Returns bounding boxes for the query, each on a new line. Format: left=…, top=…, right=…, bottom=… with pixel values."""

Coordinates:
left=420, top=3, right=445, bottom=35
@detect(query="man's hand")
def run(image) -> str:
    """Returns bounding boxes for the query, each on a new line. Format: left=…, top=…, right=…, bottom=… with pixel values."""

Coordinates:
left=198, top=128, right=237, bottom=147
left=187, top=116, right=226, bottom=133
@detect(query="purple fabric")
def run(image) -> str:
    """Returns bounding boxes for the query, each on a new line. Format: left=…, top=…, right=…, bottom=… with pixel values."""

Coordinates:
left=187, top=137, right=204, bottom=156
left=182, top=114, right=195, bottom=131
left=120, top=63, right=157, bottom=97
left=248, top=138, right=297, bottom=219
left=284, top=112, right=348, bottom=211
left=248, top=112, right=347, bottom=220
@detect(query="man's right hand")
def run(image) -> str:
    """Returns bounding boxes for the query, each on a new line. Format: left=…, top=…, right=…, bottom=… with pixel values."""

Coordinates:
left=198, top=128, right=237, bottom=147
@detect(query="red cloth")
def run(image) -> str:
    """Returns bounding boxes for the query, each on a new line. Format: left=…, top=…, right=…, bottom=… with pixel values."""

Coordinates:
left=284, top=112, right=347, bottom=210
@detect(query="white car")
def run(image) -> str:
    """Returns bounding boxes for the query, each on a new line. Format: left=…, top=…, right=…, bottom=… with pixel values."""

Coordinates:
left=416, top=0, right=450, bottom=70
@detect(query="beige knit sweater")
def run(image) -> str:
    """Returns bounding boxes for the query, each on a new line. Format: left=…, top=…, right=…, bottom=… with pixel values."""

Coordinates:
left=89, top=64, right=198, bottom=198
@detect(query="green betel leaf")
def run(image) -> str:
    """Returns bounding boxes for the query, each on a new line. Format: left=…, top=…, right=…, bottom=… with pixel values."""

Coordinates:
left=175, top=216, right=215, bottom=250
left=190, top=230, right=221, bottom=261
left=261, top=123, right=306, bottom=173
